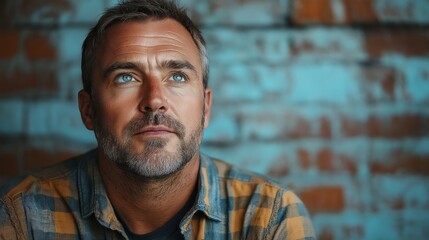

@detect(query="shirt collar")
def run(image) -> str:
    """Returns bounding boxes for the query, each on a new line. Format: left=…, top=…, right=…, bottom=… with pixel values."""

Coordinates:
left=78, top=149, right=124, bottom=232
left=77, top=149, right=98, bottom=218
left=190, top=153, right=222, bottom=221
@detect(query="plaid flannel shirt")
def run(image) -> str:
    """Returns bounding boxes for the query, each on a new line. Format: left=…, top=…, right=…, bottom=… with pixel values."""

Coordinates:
left=0, top=149, right=315, bottom=239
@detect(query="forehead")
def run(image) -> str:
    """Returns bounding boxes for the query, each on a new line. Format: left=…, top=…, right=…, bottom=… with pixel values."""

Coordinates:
left=97, top=18, right=202, bottom=74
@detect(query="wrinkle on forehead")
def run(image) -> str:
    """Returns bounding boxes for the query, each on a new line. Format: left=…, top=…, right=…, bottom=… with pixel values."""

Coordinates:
left=96, top=19, right=203, bottom=79
left=104, top=19, right=195, bottom=48
left=107, top=34, right=187, bottom=50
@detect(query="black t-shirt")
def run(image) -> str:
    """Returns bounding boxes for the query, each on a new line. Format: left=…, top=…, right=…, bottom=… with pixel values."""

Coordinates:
left=116, top=190, right=196, bottom=240
left=121, top=212, right=183, bottom=240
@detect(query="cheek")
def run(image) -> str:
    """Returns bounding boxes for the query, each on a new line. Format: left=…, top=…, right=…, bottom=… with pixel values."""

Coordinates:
left=93, top=93, right=137, bottom=134
left=173, top=96, right=205, bottom=129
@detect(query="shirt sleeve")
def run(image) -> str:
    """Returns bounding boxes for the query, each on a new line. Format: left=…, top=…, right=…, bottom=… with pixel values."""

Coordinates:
left=0, top=193, right=29, bottom=240
left=268, top=190, right=316, bottom=239
left=0, top=202, right=20, bottom=240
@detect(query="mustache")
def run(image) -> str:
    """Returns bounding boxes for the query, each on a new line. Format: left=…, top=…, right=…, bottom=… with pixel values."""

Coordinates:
left=125, top=112, right=186, bottom=138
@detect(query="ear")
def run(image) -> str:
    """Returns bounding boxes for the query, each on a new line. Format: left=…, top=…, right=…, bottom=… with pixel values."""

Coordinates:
left=78, top=90, right=95, bottom=130
left=203, top=88, right=212, bottom=128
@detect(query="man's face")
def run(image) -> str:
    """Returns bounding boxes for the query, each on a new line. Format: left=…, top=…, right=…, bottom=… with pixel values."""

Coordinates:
left=79, top=19, right=211, bottom=178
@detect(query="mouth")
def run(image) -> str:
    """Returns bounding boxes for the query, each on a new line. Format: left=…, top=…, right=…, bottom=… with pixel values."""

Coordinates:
left=134, top=125, right=175, bottom=137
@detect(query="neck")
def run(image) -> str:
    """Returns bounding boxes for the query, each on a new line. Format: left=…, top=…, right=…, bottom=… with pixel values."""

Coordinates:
left=99, top=151, right=200, bottom=234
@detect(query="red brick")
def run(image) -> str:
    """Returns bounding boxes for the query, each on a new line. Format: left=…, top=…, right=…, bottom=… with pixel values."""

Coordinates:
left=0, top=69, right=58, bottom=95
left=342, top=225, right=364, bottom=239
left=316, top=149, right=334, bottom=172
left=341, top=117, right=365, bottom=137
left=290, top=40, right=315, bottom=56
left=23, top=148, right=77, bottom=172
left=24, top=33, right=56, bottom=61
left=0, top=30, right=20, bottom=59
left=0, top=152, right=20, bottom=177
left=239, top=111, right=321, bottom=141
left=338, top=154, right=358, bottom=174
left=370, top=150, right=429, bottom=175
left=365, top=29, right=429, bottom=57
left=267, top=154, right=290, bottom=177
left=376, top=0, right=429, bottom=24
left=291, top=0, right=336, bottom=24
left=368, top=114, right=421, bottom=138
left=319, top=117, right=332, bottom=138
left=342, top=0, right=378, bottom=23
left=342, top=114, right=427, bottom=138
left=297, top=148, right=311, bottom=169
left=285, top=117, right=311, bottom=139
left=318, top=228, right=334, bottom=240
left=316, top=149, right=358, bottom=174
left=361, top=65, right=400, bottom=102
left=300, top=186, right=345, bottom=213
left=20, top=0, right=72, bottom=20
left=389, top=199, right=405, bottom=210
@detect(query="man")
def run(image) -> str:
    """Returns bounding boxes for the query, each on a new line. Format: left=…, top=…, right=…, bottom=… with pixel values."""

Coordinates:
left=0, top=0, right=315, bottom=239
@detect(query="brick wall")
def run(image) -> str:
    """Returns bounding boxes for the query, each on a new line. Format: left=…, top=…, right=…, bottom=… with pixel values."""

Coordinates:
left=1, top=0, right=428, bottom=239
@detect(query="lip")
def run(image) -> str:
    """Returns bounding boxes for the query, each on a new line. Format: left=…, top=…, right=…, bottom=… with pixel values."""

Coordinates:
left=134, top=125, right=175, bottom=136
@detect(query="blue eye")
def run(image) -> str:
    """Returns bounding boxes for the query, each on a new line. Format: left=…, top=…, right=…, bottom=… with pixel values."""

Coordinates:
left=170, top=73, right=186, bottom=82
left=115, top=74, right=134, bottom=83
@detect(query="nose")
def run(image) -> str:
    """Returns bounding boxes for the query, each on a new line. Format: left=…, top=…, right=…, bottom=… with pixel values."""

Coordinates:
left=138, top=78, right=169, bottom=113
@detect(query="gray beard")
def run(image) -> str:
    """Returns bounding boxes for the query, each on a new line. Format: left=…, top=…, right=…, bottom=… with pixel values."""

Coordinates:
left=93, top=111, right=204, bottom=179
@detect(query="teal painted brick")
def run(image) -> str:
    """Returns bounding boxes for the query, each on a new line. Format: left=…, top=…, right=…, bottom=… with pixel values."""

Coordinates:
left=106, top=0, right=120, bottom=7
left=365, top=213, right=402, bottom=240
left=331, top=0, right=346, bottom=23
left=0, top=100, right=24, bottom=134
left=58, top=28, right=89, bottom=96
left=374, top=0, right=429, bottom=24
left=108, top=0, right=289, bottom=26
left=288, top=62, right=362, bottom=104
left=203, top=111, right=239, bottom=144
left=237, top=104, right=323, bottom=140
left=27, top=101, right=95, bottom=143
left=359, top=64, right=400, bottom=103
left=210, top=63, right=289, bottom=102
left=403, top=210, right=429, bottom=237
left=187, top=0, right=289, bottom=25
left=370, top=139, right=429, bottom=160
left=27, top=102, right=52, bottom=135
left=202, top=142, right=298, bottom=175
left=370, top=176, right=429, bottom=211
left=58, top=28, right=88, bottom=63
left=382, top=56, right=429, bottom=103
left=58, top=63, right=83, bottom=98
left=205, top=29, right=290, bottom=64
left=12, top=0, right=106, bottom=25
left=20, top=3, right=74, bottom=24
left=291, top=28, right=366, bottom=61
left=72, top=0, right=106, bottom=23
left=312, top=211, right=372, bottom=240
left=203, top=139, right=367, bottom=178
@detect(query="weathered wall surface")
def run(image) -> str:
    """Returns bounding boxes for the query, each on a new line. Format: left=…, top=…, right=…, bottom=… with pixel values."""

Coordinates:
left=1, top=0, right=429, bottom=239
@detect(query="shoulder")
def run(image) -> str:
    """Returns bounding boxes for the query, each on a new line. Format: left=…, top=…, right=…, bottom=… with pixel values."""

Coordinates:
left=0, top=149, right=95, bottom=202
left=202, top=154, right=315, bottom=238
left=203, top=154, right=298, bottom=204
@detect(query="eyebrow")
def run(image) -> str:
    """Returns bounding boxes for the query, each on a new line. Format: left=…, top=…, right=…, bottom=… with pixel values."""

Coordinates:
left=160, top=60, right=197, bottom=73
left=103, top=62, right=138, bottom=79
left=102, top=60, right=197, bottom=79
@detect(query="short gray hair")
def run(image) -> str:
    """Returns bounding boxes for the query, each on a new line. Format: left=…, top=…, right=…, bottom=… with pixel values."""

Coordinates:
left=81, top=0, right=209, bottom=93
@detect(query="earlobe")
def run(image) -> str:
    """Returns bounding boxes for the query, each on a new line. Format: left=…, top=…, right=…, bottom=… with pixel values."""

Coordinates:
left=203, top=88, right=212, bottom=128
left=78, top=90, right=95, bottom=130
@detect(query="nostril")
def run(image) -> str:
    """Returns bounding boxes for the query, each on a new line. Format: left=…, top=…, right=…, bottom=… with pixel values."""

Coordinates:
left=138, top=83, right=169, bottom=112
left=141, top=99, right=168, bottom=112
